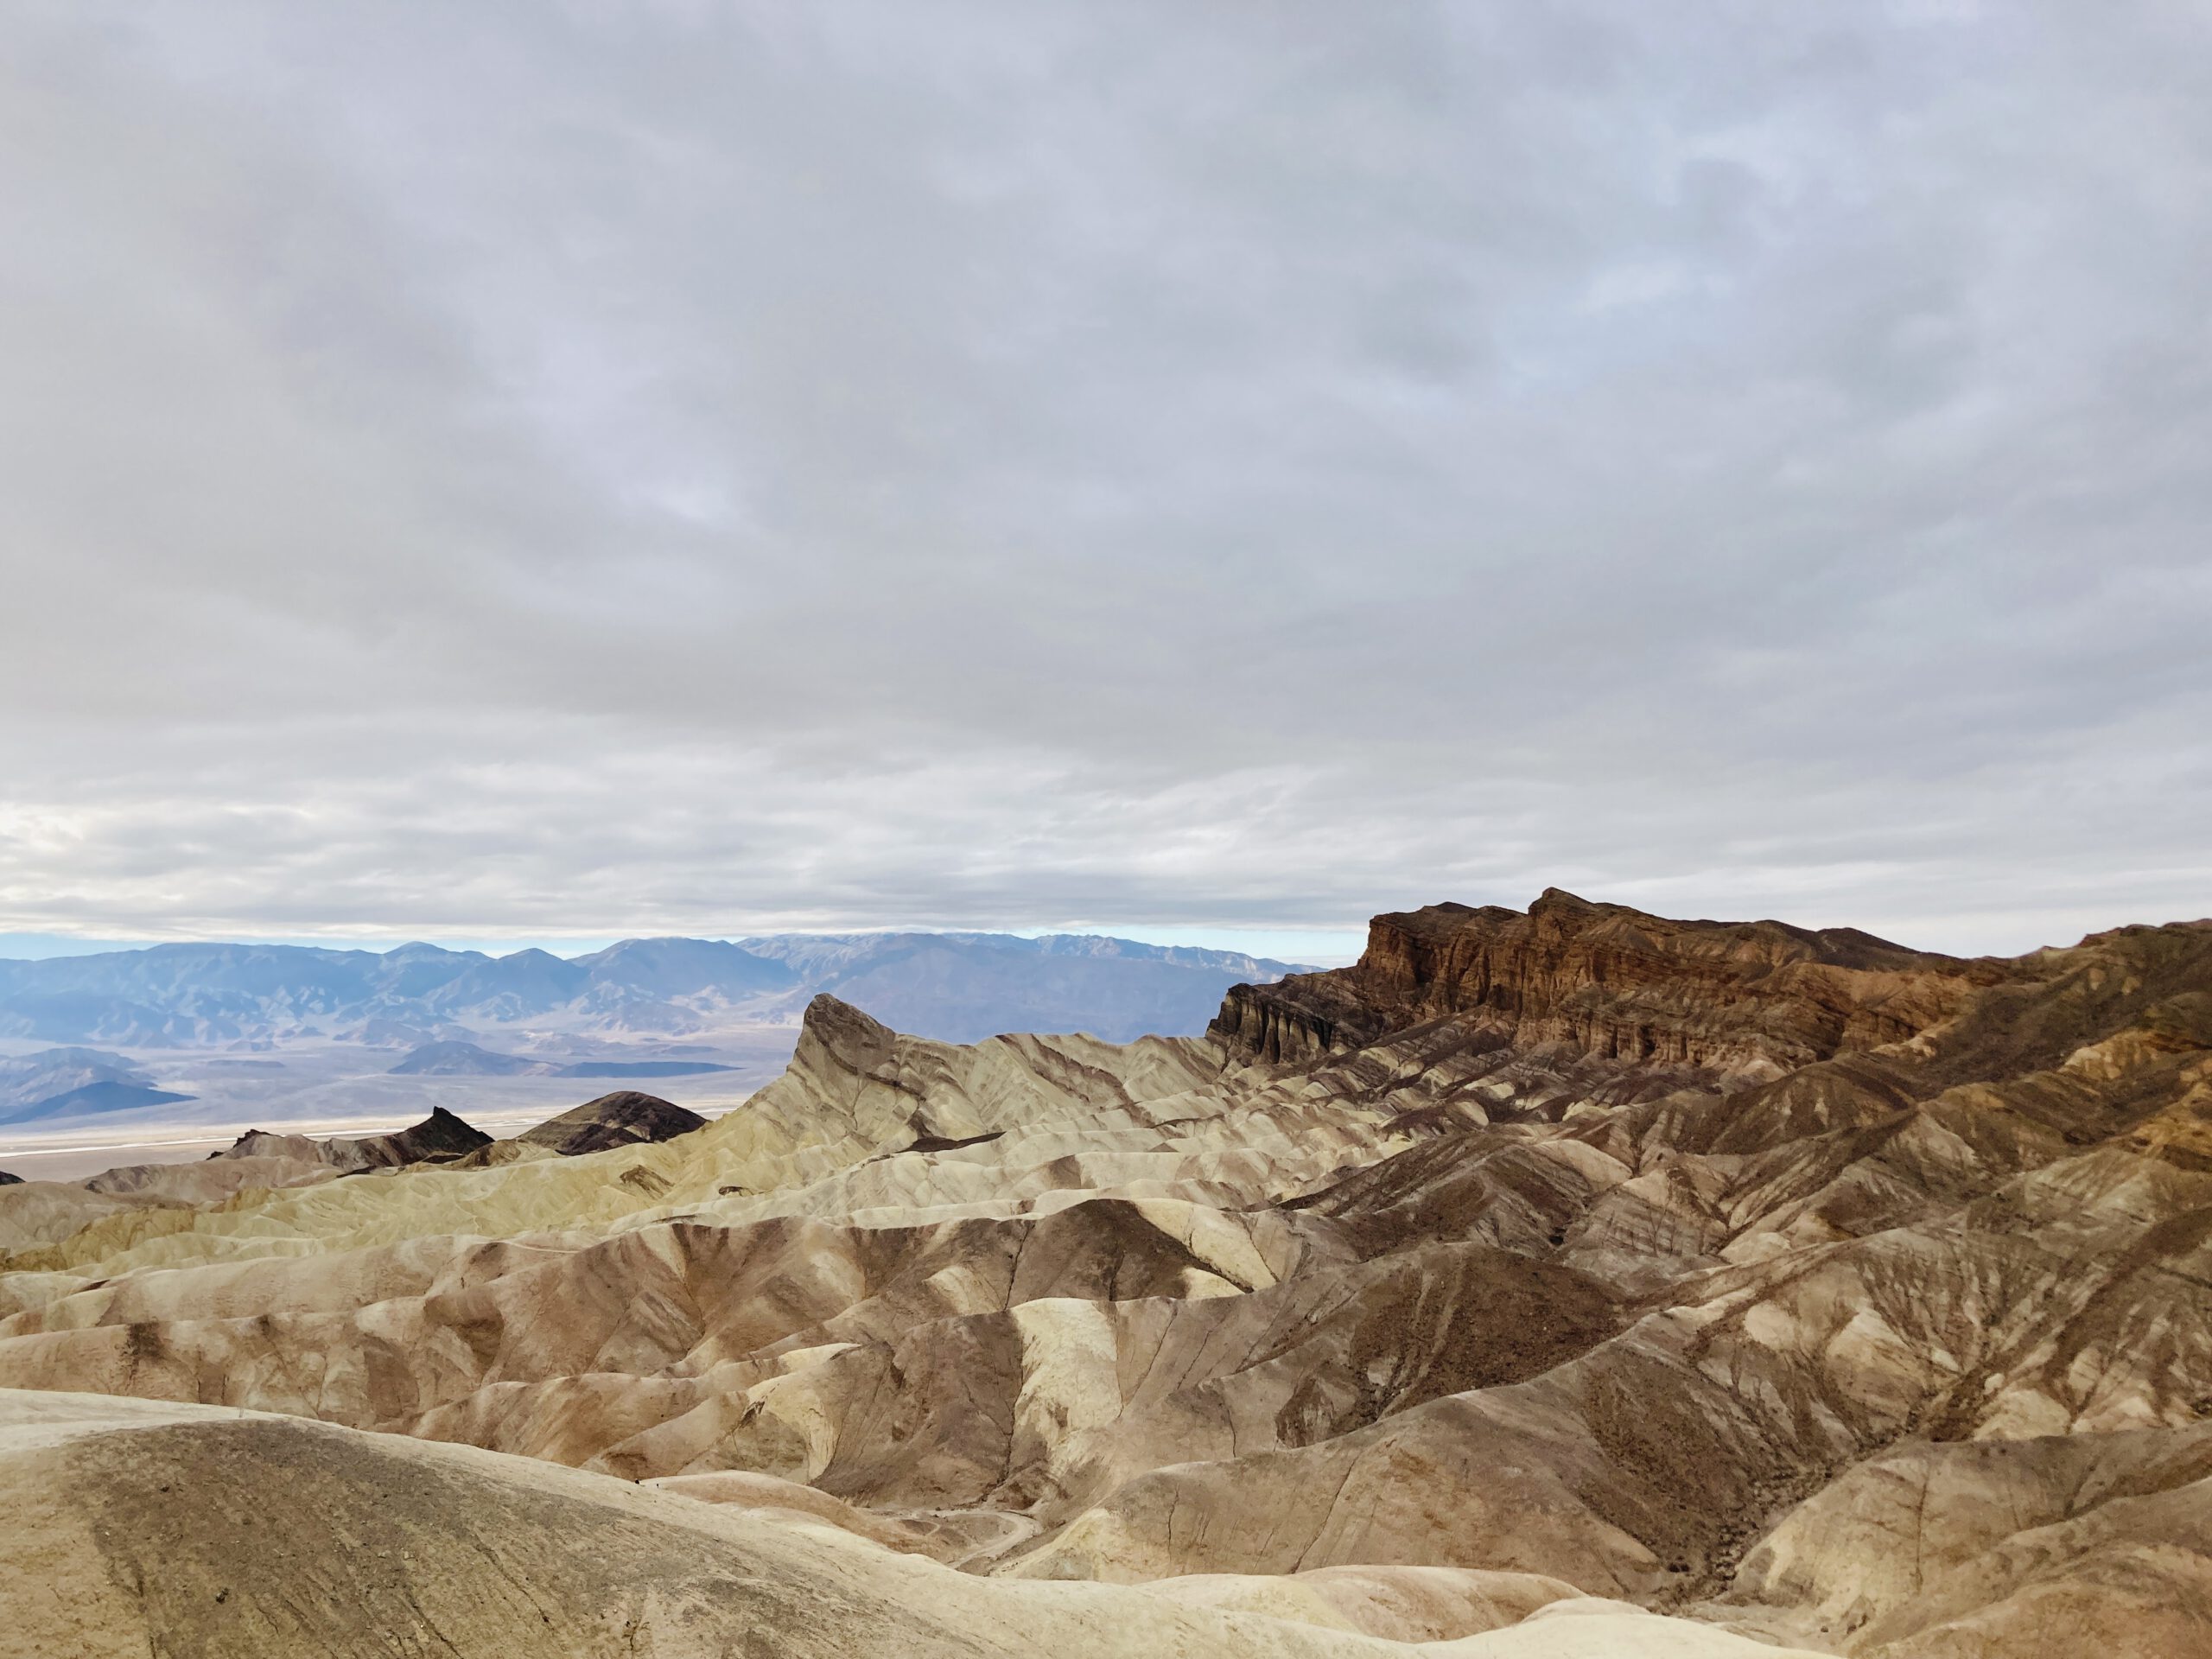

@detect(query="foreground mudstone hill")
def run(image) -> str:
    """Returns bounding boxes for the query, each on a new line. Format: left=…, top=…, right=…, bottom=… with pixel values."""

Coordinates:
left=1, top=888, right=2209, bottom=1657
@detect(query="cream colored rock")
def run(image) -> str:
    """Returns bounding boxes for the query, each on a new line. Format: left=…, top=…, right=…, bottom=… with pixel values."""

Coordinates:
left=1140, top=1565, right=1582, bottom=1642
left=0, top=1389, right=1851, bottom=1659
left=0, top=1389, right=1413, bottom=1659
left=1, top=902, right=2209, bottom=1656
left=1447, top=1598, right=1833, bottom=1658
left=0, top=1180, right=166, bottom=1254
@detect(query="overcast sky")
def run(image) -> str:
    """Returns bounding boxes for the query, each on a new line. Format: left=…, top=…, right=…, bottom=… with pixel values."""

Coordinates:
left=2, top=1, right=2207, bottom=960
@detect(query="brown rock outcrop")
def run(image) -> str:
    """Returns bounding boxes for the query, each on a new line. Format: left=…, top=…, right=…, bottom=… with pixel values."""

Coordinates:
left=517, top=1090, right=707, bottom=1156
left=216, top=1104, right=492, bottom=1173
left=1216, top=888, right=2004, bottom=1077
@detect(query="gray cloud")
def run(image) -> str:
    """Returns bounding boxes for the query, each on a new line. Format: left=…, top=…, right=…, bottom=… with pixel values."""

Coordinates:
left=2, top=0, right=2208, bottom=956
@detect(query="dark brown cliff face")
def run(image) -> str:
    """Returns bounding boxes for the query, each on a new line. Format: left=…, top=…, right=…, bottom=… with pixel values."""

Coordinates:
left=1214, top=888, right=2006, bottom=1077
left=1208, top=963, right=1392, bottom=1064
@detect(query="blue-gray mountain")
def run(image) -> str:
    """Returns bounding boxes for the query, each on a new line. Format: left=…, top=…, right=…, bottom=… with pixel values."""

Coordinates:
left=0, top=932, right=1309, bottom=1048
left=735, top=932, right=1311, bottom=1046
left=0, top=1046, right=194, bottom=1127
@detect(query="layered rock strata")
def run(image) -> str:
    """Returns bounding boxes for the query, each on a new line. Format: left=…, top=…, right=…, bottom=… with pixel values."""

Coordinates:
left=1213, top=888, right=2003, bottom=1076
left=0, top=895, right=2209, bottom=1657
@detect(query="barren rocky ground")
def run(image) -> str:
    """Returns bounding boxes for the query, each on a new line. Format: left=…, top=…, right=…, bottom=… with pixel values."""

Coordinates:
left=3, top=888, right=2209, bottom=1656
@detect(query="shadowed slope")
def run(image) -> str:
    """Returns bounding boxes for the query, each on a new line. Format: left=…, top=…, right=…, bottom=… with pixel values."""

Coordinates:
left=2, top=896, right=2209, bottom=1656
left=517, top=1090, right=708, bottom=1155
left=0, top=1391, right=1840, bottom=1658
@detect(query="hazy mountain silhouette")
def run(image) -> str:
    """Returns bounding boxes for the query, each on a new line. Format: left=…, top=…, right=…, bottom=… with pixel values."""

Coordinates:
left=0, top=932, right=1307, bottom=1047
left=0, top=1047, right=195, bottom=1126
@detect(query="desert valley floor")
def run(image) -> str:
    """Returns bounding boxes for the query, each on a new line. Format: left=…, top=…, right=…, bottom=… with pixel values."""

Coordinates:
left=3, top=888, right=2211, bottom=1656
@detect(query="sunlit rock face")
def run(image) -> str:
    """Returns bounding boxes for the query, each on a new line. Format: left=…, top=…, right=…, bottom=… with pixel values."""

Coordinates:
left=3, top=892, right=2210, bottom=1658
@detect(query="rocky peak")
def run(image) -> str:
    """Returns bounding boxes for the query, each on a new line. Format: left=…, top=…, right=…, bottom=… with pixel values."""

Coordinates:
left=1215, top=890, right=2003, bottom=1076
left=518, top=1091, right=707, bottom=1156
left=210, top=1106, right=492, bottom=1173
left=798, top=993, right=899, bottom=1076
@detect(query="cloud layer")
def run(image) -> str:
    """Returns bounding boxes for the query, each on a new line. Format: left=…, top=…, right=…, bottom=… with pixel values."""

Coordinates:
left=3, top=1, right=2208, bottom=955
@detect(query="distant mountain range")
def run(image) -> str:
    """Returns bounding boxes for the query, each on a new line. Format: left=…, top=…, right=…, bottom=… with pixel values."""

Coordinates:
left=0, top=931, right=1309, bottom=1049
left=736, top=933, right=1312, bottom=1046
